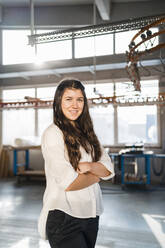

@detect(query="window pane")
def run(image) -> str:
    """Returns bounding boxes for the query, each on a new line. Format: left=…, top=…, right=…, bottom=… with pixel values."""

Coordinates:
left=140, top=79, right=159, bottom=97
left=38, top=109, right=53, bottom=137
left=37, top=87, right=56, bottom=136
left=85, top=83, right=114, bottom=98
left=90, top=105, right=114, bottom=146
left=118, top=105, right=158, bottom=144
left=2, top=88, right=35, bottom=145
left=95, top=34, right=113, bottom=56
left=75, top=34, right=113, bottom=58
left=37, top=86, right=56, bottom=100
left=2, top=109, right=35, bottom=145
left=75, top=36, right=94, bottom=58
left=2, top=30, right=35, bottom=65
left=37, top=40, right=72, bottom=61
left=3, top=88, right=35, bottom=102
left=115, top=80, right=159, bottom=97
left=115, top=30, right=137, bottom=54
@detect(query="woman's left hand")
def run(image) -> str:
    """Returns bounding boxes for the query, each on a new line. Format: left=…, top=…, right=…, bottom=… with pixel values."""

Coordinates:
left=77, top=162, right=91, bottom=174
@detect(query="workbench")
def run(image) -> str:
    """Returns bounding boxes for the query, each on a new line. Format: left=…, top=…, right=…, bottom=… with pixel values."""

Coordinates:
left=11, top=146, right=45, bottom=183
left=120, top=153, right=152, bottom=186
left=110, top=152, right=165, bottom=188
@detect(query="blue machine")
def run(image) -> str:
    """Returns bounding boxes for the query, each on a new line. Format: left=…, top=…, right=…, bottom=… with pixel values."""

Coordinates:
left=110, top=146, right=165, bottom=188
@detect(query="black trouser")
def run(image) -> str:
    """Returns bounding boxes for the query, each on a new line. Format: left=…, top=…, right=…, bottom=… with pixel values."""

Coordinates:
left=46, top=209, right=99, bottom=248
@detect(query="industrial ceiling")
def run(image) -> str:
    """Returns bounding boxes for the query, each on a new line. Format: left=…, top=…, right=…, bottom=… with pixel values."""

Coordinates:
left=0, top=0, right=164, bottom=87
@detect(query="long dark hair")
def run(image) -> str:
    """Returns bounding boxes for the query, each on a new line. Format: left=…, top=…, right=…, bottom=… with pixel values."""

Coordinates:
left=53, top=78, right=102, bottom=170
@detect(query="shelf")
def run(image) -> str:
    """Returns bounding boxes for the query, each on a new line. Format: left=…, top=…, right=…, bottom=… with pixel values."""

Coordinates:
left=17, top=170, right=45, bottom=177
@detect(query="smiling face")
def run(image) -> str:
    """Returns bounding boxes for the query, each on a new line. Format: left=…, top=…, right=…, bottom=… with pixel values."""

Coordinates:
left=61, top=88, right=84, bottom=121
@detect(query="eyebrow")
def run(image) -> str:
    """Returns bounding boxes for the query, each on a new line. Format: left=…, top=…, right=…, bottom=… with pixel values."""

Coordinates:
left=64, top=96, right=84, bottom=99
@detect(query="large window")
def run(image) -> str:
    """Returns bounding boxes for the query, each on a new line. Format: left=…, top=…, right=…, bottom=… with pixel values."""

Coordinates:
left=2, top=80, right=159, bottom=146
left=2, top=28, right=159, bottom=64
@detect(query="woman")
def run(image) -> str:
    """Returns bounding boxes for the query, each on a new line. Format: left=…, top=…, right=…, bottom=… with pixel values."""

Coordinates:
left=38, top=79, right=115, bottom=248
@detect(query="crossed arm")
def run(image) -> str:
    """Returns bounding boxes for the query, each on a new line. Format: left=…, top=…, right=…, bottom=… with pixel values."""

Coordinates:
left=42, top=127, right=113, bottom=192
left=65, top=162, right=111, bottom=191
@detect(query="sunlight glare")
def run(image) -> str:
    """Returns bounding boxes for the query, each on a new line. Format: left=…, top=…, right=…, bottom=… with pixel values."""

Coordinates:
left=143, top=214, right=165, bottom=248
left=11, top=238, right=30, bottom=248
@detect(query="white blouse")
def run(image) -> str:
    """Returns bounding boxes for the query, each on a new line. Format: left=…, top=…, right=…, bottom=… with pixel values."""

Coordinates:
left=38, top=123, right=115, bottom=240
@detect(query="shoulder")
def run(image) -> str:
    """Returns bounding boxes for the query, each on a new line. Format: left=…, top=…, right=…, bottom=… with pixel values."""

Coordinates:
left=42, top=123, right=64, bottom=145
left=44, top=123, right=62, bottom=135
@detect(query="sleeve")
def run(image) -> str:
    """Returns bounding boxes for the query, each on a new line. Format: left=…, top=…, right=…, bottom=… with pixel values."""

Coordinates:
left=98, top=147, right=115, bottom=180
left=41, top=126, right=78, bottom=190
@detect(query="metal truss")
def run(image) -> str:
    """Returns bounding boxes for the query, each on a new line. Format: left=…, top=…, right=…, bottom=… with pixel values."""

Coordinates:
left=1, top=93, right=165, bottom=110
left=28, top=14, right=165, bottom=46
left=126, top=16, right=165, bottom=92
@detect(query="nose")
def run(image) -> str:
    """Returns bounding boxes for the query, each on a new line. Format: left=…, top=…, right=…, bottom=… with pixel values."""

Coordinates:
left=72, top=100, right=78, bottom=108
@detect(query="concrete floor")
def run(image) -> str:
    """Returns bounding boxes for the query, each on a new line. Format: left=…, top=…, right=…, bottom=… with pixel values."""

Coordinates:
left=0, top=179, right=165, bottom=248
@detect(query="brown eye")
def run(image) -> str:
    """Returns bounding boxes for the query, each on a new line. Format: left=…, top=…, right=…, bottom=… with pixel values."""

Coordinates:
left=78, top=98, right=84, bottom=102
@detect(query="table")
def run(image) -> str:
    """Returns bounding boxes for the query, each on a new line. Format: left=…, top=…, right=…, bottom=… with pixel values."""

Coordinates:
left=11, top=146, right=45, bottom=183
left=110, top=152, right=165, bottom=187
left=120, top=153, right=152, bottom=186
